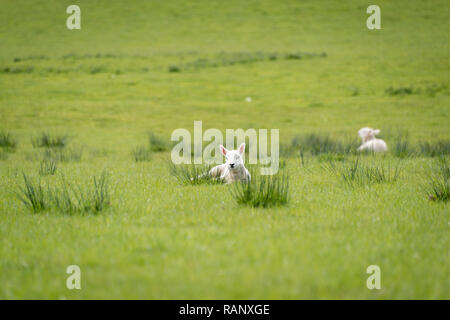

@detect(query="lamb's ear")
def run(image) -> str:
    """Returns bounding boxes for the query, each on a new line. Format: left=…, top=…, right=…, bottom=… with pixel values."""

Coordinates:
left=220, top=145, right=228, bottom=156
left=238, top=142, right=246, bottom=155
left=373, top=129, right=380, bottom=135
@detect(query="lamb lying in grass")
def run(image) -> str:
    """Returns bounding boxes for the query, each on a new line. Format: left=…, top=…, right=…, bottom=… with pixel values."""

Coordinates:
left=209, top=143, right=251, bottom=184
left=357, top=127, right=387, bottom=152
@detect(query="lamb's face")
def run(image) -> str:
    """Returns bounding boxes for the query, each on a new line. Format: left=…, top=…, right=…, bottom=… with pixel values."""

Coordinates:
left=358, top=127, right=379, bottom=142
left=220, top=143, right=246, bottom=172
left=225, top=150, right=244, bottom=171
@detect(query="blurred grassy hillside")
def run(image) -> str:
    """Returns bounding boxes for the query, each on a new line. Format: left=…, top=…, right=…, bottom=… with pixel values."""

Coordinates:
left=0, top=0, right=448, bottom=152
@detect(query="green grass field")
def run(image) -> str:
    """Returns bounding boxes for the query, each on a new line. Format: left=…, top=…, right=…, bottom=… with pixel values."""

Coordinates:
left=0, top=0, right=449, bottom=299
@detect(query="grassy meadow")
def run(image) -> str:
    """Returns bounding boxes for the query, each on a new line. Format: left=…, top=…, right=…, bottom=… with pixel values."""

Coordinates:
left=0, top=0, right=449, bottom=299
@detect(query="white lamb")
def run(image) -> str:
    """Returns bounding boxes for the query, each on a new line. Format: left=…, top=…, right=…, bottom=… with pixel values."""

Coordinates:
left=357, top=127, right=387, bottom=152
left=209, top=143, right=251, bottom=184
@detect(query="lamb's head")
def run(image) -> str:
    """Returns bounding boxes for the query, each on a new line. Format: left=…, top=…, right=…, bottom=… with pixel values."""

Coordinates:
left=358, top=127, right=380, bottom=142
left=220, top=143, right=245, bottom=172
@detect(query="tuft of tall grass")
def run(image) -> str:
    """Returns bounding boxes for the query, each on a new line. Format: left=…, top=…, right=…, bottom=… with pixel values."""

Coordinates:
left=425, top=158, right=449, bottom=202
left=48, top=173, right=110, bottom=214
left=32, top=133, right=68, bottom=148
left=286, top=133, right=358, bottom=157
left=169, top=163, right=224, bottom=185
left=148, top=132, right=169, bottom=152
left=132, top=145, right=152, bottom=162
left=15, top=173, right=47, bottom=212
left=16, top=172, right=110, bottom=214
left=299, top=149, right=310, bottom=167
left=391, top=131, right=415, bottom=158
left=90, top=172, right=110, bottom=212
left=284, top=132, right=449, bottom=159
left=419, top=140, right=450, bottom=157
left=385, top=86, right=416, bottom=95
left=230, top=168, right=289, bottom=208
left=47, top=176, right=76, bottom=213
left=43, top=147, right=83, bottom=162
left=0, top=132, right=17, bottom=151
left=325, top=157, right=402, bottom=186
left=39, top=160, right=57, bottom=176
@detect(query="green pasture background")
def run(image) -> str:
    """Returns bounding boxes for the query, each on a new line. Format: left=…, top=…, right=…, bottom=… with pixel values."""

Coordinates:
left=0, top=0, right=448, bottom=299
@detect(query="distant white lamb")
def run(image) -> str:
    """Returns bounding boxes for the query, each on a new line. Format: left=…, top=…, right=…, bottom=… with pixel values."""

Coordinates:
left=209, top=143, right=251, bottom=184
left=357, top=127, right=387, bottom=152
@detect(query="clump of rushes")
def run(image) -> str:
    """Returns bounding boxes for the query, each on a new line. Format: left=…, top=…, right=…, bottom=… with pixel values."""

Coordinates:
left=169, top=163, right=224, bottom=185
left=48, top=172, right=110, bottom=214
left=39, top=160, right=57, bottom=176
left=419, top=140, right=450, bottom=157
left=392, top=131, right=415, bottom=158
left=0, top=131, right=17, bottom=152
left=426, top=157, right=449, bottom=202
left=230, top=168, right=289, bottom=208
left=286, top=133, right=358, bottom=157
left=43, top=147, right=83, bottom=162
left=16, top=171, right=110, bottom=214
left=385, top=86, right=416, bottom=96
left=90, top=172, right=110, bottom=212
left=32, top=132, right=68, bottom=148
left=293, top=133, right=338, bottom=155
left=16, top=173, right=47, bottom=213
left=148, top=132, right=169, bottom=152
left=325, top=157, right=402, bottom=186
left=132, top=145, right=152, bottom=162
